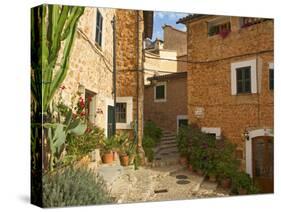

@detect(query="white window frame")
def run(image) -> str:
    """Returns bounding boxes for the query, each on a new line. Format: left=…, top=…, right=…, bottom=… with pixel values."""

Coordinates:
left=177, top=115, right=188, bottom=132
left=154, top=82, right=167, bottom=102
left=201, top=127, right=221, bottom=140
left=116, top=97, right=133, bottom=129
left=231, top=59, right=257, bottom=95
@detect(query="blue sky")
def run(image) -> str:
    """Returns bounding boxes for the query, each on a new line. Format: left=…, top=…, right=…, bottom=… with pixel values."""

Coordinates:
left=152, top=11, right=189, bottom=41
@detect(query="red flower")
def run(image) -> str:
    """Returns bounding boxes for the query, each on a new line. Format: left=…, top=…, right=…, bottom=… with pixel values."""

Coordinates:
left=80, top=112, right=85, bottom=116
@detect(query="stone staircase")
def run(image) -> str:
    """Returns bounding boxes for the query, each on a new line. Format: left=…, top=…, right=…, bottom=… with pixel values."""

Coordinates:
left=151, top=131, right=180, bottom=167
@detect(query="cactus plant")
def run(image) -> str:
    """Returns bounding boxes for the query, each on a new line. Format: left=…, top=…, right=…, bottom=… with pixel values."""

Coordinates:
left=31, top=5, right=84, bottom=113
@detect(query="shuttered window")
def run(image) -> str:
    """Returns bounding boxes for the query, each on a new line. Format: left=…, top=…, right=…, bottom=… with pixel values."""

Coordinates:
left=269, top=68, right=274, bottom=90
left=95, top=9, right=103, bottom=47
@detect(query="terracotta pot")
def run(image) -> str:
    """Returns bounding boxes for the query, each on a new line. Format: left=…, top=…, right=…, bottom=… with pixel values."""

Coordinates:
left=179, top=156, right=187, bottom=166
left=220, top=178, right=231, bottom=189
left=238, top=188, right=247, bottom=195
left=187, top=164, right=193, bottom=172
left=208, top=175, right=217, bottom=182
left=120, top=155, right=129, bottom=166
left=102, top=152, right=113, bottom=164
left=196, top=169, right=204, bottom=176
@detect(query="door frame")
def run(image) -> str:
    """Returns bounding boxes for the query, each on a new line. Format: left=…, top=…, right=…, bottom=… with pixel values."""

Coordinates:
left=176, top=115, right=188, bottom=132
left=245, top=128, right=273, bottom=177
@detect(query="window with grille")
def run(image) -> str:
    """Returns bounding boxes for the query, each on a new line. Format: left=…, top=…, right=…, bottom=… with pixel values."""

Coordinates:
left=208, top=21, right=231, bottom=36
left=116, top=103, right=127, bottom=123
left=95, top=9, right=103, bottom=47
left=236, top=66, right=251, bottom=94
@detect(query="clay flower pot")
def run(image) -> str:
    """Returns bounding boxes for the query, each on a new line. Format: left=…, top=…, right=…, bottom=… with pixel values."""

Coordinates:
left=238, top=188, right=247, bottom=195
left=179, top=156, right=187, bottom=166
left=208, top=174, right=217, bottom=182
left=187, top=164, right=193, bottom=172
left=220, top=178, right=231, bottom=189
left=196, top=169, right=204, bottom=176
left=120, top=154, right=129, bottom=166
left=102, top=151, right=113, bottom=164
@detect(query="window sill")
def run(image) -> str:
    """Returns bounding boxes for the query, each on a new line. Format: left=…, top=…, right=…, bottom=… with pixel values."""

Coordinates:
left=116, top=123, right=132, bottom=130
left=154, top=99, right=167, bottom=103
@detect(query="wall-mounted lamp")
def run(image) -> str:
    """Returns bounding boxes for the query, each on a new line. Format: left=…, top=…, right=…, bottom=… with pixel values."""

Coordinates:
left=244, top=130, right=249, bottom=141
left=78, top=84, right=85, bottom=95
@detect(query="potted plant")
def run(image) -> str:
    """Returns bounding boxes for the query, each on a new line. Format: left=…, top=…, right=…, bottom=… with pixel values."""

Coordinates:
left=101, top=137, right=116, bottom=164
left=176, top=127, right=189, bottom=166
left=232, top=172, right=254, bottom=195
left=115, top=132, right=132, bottom=167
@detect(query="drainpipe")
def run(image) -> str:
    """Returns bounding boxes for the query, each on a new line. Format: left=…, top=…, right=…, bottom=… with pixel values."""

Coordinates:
left=136, top=11, right=146, bottom=162
left=111, top=16, right=116, bottom=135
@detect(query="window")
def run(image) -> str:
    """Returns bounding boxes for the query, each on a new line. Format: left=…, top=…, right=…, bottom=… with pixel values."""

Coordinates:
left=116, top=97, right=133, bottom=129
left=269, top=63, right=274, bottom=90
left=154, top=82, right=166, bottom=102
left=231, top=59, right=257, bottom=95
left=116, top=103, right=126, bottom=123
left=95, top=9, right=103, bottom=47
left=236, top=66, right=251, bottom=93
left=208, top=17, right=231, bottom=37
left=201, top=127, right=221, bottom=140
left=85, top=90, right=96, bottom=123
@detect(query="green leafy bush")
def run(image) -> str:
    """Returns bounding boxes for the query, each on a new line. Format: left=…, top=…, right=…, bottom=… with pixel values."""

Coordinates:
left=176, top=127, right=188, bottom=156
left=67, top=124, right=104, bottom=156
left=142, top=121, right=163, bottom=162
left=43, top=166, right=113, bottom=207
left=143, top=121, right=162, bottom=144
left=231, top=171, right=259, bottom=194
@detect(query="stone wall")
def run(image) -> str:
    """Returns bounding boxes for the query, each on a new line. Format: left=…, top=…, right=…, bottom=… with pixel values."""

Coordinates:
left=163, top=25, right=187, bottom=56
left=116, top=9, right=144, bottom=144
left=144, top=74, right=187, bottom=132
left=184, top=16, right=274, bottom=168
left=177, top=54, right=188, bottom=72
left=56, top=7, right=115, bottom=135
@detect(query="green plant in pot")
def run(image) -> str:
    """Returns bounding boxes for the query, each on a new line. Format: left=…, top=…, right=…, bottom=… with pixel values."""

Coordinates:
left=115, top=132, right=132, bottom=166
left=231, top=171, right=259, bottom=195
left=101, top=136, right=116, bottom=164
left=176, top=127, right=189, bottom=165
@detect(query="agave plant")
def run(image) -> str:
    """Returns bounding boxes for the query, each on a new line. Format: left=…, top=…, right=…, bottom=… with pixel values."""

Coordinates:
left=31, top=5, right=84, bottom=113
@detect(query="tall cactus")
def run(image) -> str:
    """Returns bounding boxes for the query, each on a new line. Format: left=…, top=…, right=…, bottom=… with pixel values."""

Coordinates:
left=31, top=5, right=84, bottom=113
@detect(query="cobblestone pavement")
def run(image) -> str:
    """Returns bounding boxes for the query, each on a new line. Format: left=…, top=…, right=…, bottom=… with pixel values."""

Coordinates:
left=106, top=164, right=229, bottom=203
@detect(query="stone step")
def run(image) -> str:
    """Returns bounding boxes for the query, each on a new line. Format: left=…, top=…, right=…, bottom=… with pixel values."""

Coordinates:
left=154, top=143, right=177, bottom=152
left=161, top=134, right=176, bottom=139
left=155, top=146, right=178, bottom=155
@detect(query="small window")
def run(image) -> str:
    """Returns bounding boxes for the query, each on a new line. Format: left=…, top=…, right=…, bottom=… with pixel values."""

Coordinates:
left=208, top=21, right=231, bottom=36
left=95, top=9, right=103, bottom=47
left=269, top=68, right=274, bottom=90
left=85, top=90, right=95, bottom=122
left=116, top=103, right=126, bottom=123
left=154, top=83, right=166, bottom=101
left=236, top=66, right=251, bottom=94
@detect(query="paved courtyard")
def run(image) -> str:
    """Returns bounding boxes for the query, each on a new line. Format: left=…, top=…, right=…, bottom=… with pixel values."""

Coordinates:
left=96, top=163, right=229, bottom=204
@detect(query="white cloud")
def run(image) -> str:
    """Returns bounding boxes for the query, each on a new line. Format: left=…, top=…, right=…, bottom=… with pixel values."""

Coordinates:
left=156, top=12, right=165, bottom=19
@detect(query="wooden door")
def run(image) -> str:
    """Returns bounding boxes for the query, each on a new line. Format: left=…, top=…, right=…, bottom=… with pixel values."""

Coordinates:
left=252, top=136, right=274, bottom=193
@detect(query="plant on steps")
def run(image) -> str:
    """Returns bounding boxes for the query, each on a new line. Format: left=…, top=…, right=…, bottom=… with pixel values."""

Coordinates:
left=142, top=121, right=162, bottom=162
left=43, top=166, right=113, bottom=207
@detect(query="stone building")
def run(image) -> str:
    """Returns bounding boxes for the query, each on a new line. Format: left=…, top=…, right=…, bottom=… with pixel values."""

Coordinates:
left=59, top=7, right=154, bottom=148
left=178, top=15, right=274, bottom=193
left=115, top=10, right=153, bottom=153
left=143, top=25, right=187, bottom=84
left=59, top=7, right=115, bottom=138
left=144, top=72, right=188, bottom=133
